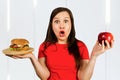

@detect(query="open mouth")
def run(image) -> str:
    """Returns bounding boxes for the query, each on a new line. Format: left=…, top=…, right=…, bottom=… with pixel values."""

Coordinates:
left=59, top=31, right=65, bottom=37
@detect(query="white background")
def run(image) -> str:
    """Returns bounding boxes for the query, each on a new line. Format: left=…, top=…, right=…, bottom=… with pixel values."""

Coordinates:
left=0, top=0, right=120, bottom=80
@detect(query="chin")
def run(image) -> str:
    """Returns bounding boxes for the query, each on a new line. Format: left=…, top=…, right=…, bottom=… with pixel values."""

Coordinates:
left=58, top=38, right=67, bottom=43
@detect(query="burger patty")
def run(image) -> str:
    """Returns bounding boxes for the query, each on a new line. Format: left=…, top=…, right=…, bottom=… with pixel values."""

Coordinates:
left=9, top=44, right=29, bottom=51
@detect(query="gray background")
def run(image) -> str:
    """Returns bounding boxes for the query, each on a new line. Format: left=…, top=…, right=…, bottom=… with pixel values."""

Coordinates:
left=0, top=0, right=120, bottom=80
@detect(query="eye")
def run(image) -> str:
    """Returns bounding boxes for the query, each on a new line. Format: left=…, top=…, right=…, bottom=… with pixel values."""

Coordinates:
left=64, top=20, right=69, bottom=23
left=54, top=20, right=59, bottom=24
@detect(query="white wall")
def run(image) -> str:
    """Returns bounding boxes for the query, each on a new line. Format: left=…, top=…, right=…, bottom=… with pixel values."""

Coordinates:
left=0, top=0, right=120, bottom=80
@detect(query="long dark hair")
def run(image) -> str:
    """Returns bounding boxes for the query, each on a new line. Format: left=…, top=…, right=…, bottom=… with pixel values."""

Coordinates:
left=44, top=7, right=81, bottom=69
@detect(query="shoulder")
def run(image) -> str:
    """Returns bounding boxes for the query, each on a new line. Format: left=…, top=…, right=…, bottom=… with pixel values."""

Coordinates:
left=76, top=39, right=89, bottom=59
left=39, top=42, right=51, bottom=48
left=76, top=39, right=87, bottom=47
left=39, top=42, right=45, bottom=48
left=39, top=42, right=55, bottom=50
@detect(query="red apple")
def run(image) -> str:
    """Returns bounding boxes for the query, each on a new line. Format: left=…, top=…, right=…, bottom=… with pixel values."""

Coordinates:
left=98, top=32, right=114, bottom=46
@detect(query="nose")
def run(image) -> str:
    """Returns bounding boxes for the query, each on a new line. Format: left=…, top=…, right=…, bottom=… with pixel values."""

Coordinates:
left=60, top=22, right=65, bottom=29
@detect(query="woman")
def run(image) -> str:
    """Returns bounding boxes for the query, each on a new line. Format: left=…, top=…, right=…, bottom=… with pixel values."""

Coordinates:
left=13, top=7, right=114, bottom=80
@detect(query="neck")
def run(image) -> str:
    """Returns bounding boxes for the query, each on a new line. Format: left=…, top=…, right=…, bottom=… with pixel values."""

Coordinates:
left=57, top=40, right=67, bottom=44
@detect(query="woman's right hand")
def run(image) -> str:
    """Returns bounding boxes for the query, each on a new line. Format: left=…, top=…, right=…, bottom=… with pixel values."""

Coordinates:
left=6, top=52, right=34, bottom=59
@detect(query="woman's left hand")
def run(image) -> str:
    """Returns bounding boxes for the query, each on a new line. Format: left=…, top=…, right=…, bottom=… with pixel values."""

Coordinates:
left=91, top=40, right=114, bottom=57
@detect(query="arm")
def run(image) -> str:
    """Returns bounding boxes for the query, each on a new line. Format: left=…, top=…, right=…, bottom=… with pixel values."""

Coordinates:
left=13, top=53, right=50, bottom=80
left=77, top=56, right=96, bottom=80
left=78, top=40, right=114, bottom=80
left=30, top=54, right=50, bottom=80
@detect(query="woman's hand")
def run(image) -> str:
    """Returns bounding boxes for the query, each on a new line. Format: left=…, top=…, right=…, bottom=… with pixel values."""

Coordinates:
left=91, top=40, right=114, bottom=57
left=6, top=53, right=33, bottom=59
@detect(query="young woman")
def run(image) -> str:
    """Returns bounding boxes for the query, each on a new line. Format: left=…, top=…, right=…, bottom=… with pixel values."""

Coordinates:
left=13, top=7, right=114, bottom=80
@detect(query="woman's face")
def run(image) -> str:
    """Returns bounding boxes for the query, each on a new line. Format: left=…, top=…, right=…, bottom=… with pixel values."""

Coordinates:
left=52, top=11, right=72, bottom=44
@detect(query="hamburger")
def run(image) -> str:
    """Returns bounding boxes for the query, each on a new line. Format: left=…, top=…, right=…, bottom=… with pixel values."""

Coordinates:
left=9, top=38, right=29, bottom=51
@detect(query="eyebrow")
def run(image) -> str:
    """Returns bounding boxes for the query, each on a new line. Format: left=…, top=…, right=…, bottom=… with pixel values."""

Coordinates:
left=53, top=17, right=70, bottom=20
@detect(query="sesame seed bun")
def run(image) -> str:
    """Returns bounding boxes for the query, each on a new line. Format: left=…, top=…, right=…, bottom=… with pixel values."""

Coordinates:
left=11, top=38, right=29, bottom=46
left=10, top=38, right=29, bottom=51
